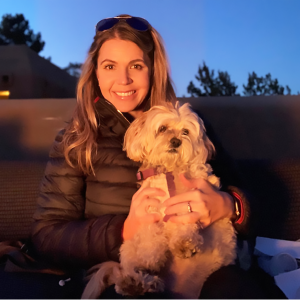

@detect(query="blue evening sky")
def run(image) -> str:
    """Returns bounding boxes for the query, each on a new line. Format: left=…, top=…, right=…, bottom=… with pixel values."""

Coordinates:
left=1, top=0, right=299, bottom=96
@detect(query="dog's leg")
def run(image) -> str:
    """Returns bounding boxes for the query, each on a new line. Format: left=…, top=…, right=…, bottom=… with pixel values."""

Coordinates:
left=164, top=252, right=218, bottom=299
left=167, top=223, right=204, bottom=258
left=165, top=220, right=237, bottom=299
left=202, top=218, right=237, bottom=266
left=114, top=269, right=165, bottom=296
left=115, top=223, right=168, bottom=296
left=81, top=261, right=121, bottom=299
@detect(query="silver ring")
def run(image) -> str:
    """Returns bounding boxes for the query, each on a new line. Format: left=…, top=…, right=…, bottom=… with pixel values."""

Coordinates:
left=187, top=202, right=192, bottom=213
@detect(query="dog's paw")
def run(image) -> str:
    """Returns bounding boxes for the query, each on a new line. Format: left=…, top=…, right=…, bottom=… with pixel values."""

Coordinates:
left=115, top=272, right=164, bottom=296
left=134, top=267, right=158, bottom=276
left=115, top=275, right=144, bottom=296
left=171, top=234, right=204, bottom=258
left=143, top=274, right=165, bottom=294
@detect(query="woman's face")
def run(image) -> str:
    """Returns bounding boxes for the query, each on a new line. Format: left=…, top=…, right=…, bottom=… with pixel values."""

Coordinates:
left=96, top=38, right=151, bottom=118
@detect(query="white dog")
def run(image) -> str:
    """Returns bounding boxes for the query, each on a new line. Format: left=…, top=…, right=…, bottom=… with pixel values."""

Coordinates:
left=82, top=103, right=237, bottom=299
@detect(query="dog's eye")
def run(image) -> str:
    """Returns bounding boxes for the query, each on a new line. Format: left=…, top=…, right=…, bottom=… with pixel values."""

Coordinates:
left=182, top=129, right=189, bottom=135
left=158, top=125, right=167, bottom=133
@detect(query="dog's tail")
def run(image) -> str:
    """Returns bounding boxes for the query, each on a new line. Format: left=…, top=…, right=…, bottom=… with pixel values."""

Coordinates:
left=81, top=261, right=121, bottom=299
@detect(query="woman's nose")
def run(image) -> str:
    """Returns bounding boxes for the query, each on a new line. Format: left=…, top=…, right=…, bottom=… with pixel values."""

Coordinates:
left=117, top=69, right=132, bottom=85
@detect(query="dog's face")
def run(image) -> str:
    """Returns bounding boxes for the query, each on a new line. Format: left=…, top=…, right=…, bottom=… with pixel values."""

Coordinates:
left=124, top=103, right=214, bottom=170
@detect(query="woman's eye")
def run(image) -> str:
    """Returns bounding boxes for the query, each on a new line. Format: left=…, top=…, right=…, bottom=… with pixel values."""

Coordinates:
left=131, top=64, right=143, bottom=70
left=182, top=129, right=189, bottom=135
left=104, top=65, right=114, bottom=70
left=159, top=125, right=167, bottom=133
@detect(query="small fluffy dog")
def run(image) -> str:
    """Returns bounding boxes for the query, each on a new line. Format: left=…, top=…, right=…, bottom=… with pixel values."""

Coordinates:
left=82, top=103, right=236, bottom=299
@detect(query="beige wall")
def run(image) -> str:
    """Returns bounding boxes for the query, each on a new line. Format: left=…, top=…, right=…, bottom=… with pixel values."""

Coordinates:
left=0, top=99, right=76, bottom=160
left=0, top=96, right=299, bottom=161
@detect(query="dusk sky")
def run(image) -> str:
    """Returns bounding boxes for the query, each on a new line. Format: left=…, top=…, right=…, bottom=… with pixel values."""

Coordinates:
left=1, top=0, right=299, bottom=97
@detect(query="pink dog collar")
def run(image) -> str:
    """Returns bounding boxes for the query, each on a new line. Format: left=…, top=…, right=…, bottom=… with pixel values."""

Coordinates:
left=136, top=169, right=158, bottom=180
left=136, top=169, right=176, bottom=197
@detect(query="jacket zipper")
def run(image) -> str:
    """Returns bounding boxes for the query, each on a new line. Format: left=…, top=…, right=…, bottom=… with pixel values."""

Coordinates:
left=117, top=109, right=130, bottom=125
left=104, top=100, right=131, bottom=127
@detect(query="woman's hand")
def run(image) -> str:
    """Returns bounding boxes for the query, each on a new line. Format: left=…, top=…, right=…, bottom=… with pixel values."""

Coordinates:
left=123, top=180, right=166, bottom=241
left=163, top=173, right=234, bottom=228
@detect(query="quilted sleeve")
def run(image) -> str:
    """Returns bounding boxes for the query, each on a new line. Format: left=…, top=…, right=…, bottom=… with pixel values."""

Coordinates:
left=31, top=130, right=126, bottom=269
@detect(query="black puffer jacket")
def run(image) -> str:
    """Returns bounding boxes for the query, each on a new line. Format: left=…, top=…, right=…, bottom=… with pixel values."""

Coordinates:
left=31, top=99, right=250, bottom=269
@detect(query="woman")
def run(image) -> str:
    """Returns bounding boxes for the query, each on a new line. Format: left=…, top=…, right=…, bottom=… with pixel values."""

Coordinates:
left=30, top=15, right=265, bottom=298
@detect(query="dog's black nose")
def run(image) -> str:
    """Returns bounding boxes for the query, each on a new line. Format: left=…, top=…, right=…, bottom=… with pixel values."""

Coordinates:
left=170, top=137, right=182, bottom=148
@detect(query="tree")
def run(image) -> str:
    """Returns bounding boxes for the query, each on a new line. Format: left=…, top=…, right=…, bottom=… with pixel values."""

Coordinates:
left=187, top=61, right=239, bottom=97
left=63, top=62, right=82, bottom=78
left=243, top=72, right=291, bottom=96
left=0, top=13, right=45, bottom=53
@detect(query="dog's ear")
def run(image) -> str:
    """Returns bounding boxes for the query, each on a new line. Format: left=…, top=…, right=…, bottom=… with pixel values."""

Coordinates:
left=196, top=117, right=215, bottom=162
left=198, top=116, right=215, bottom=161
left=178, top=102, right=190, bottom=114
left=202, top=131, right=215, bottom=160
left=123, top=112, right=148, bottom=162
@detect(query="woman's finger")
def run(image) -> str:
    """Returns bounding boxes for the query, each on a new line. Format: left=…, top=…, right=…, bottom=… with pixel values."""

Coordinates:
left=167, top=213, right=210, bottom=226
left=178, top=173, right=198, bottom=189
left=179, top=173, right=214, bottom=192
left=166, top=212, right=198, bottom=224
left=141, top=198, right=162, bottom=213
left=143, top=212, right=161, bottom=224
left=163, top=189, right=200, bottom=207
left=164, top=200, right=194, bottom=215
left=164, top=200, right=208, bottom=217
left=144, top=198, right=161, bottom=207
left=132, top=179, right=150, bottom=198
left=133, top=186, right=166, bottom=204
left=164, top=201, right=192, bottom=215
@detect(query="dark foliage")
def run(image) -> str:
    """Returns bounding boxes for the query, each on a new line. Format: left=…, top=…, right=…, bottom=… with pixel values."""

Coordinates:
left=0, top=13, right=45, bottom=53
left=63, top=62, right=82, bottom=78
left=187, top=61, right=239, bottom=97
left=243, top=72, right=291, bottom=96
left=188, top=62, right=294, bottom=97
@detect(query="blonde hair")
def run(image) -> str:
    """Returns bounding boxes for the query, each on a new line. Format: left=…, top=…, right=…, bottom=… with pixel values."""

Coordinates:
left=62, top=15, right=176, bottom=174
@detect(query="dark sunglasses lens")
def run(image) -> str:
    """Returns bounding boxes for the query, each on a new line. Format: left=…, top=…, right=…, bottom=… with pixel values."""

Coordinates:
left=96, top=18, right=119, bottom=31
left=126, top=17, right=149, bottom=31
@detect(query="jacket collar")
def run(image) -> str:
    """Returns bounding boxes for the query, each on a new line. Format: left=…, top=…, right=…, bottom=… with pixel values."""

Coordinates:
left=94, top=98, right=130, bottom=140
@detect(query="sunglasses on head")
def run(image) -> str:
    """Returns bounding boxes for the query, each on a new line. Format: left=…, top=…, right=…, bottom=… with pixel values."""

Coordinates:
left=95, top=16, right=150, bottom=33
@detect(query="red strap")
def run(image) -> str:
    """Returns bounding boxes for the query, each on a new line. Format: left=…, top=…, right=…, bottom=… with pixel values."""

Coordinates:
left=94, top=96, right=100, bottom=103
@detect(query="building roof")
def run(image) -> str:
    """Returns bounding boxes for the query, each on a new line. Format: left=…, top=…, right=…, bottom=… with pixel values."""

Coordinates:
left=0, top=45, right=77, bottom=99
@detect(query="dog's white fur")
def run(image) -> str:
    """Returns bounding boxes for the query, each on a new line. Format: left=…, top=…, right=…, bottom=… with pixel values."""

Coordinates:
left=82, top=103, right=237, bottom=299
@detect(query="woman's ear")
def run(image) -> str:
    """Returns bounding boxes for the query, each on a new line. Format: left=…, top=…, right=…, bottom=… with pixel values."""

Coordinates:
left=123, top=112, right=148, bottom=162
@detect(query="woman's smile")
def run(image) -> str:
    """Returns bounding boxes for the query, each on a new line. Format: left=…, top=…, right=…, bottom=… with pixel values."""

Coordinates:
left=114, top=90, right=136, bottom=97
